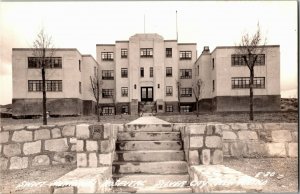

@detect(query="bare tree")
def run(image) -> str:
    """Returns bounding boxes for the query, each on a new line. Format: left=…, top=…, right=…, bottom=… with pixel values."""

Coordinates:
left=236, top=23, right=266, bottom=120
left=193, top=79, right=204, bottom=117
left=32, top=28, right=55, bottom=125
left=90, top=67, right=103, bottom=122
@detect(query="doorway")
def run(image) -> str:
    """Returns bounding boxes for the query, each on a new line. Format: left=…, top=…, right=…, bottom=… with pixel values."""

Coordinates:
left=141, top=87, right=153, bottom=102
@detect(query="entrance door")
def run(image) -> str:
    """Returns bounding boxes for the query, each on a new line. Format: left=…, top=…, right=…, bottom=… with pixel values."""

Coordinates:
left=141, top=87, right=153, bottom=102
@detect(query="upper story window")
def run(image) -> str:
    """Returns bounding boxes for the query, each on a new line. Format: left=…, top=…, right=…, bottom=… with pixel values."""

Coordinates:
left=121, top=68, right=128, bottom=78
left=79, top=82, right=82, bottom=94
left=28, top=80, right=62, bottom=92
left=94, top=66, right=97, bottom=77
left=140, top=48, right=153, bottom=58
left=231, top=77, right=265, bottom=89
left=150, top=67, right=153, bottom=77
left=212, top=80, right=215, bottom=91
left=166, top=48, right=172, bottom=57
left=140, top=67, right=144, bottom=77
left=102, top=89, right=114, bottom=98
left=180, top=69, right=192, bottom=79
left=212, top=58, right=215, bottom=70
left=79, top=60, right=81, bottom=71
left=121, top=87, right=128, bottom=97
left=28, top=57, right=62, bottom=68
left=180, top=88, right=192, bottom=97
left=179, top=51, right=192, bottom=60
left=121, top=49, right=128, bottom=58
left=101, top=52, right=114, bottom=61
left=166, top=86, right=173, bottom=96
left=102, top=70, right=114, bottom=80
left=166, top=67, right=172, bottom=77
left=231, top=54, right=265, bottom=66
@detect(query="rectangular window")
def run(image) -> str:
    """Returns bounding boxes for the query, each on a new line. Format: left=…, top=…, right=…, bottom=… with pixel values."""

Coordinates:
left=166, top=105, right=173, bottom=112
left=121, top=105, right=129, bottom=114
left=101, top=52, right=114, bottom=61
left=79, top=82, right=81, bottom=94
left=213, top=80, right=215, bottom=91
left=121, top=87, right=128, bottom=97
left=180, top=88, right=192, bottom=97
left=140, top=67, right=144, bottom=77
left=166, top=86, right=173, bottom=96
left=121, top=68, right=128, bottom=78
left=94, top=66, right=97, bottom=77
left=231, top=54, right=265, bottom=66
left=231, top=77, right=265, bottom=89
left=102, top=89, right=114, bottom=98
left=102, top=70, right=114, bottom=80
left=79, top=60, right=81, bottom=71
left=102, top=107, right=114, bottom=115
left=140, top=48, right=153, bottom=58
left=180, top=69, right=192, bottom=79
left=166, top=67, right=172, bottom=77
left=212, top=58, right=215, bottom=69
left=28, top=57, right=62, bottom=68
left=150, top=67, right=153, bottom=77
left=121, top=49, right=128, bottom=58
left=179, top=51, right=192, bottom=60
left=28, top=80, right=62, bottom=92
left=166, top=48, right=172, bottom=57
left=180, top=106, right=191, bottom=112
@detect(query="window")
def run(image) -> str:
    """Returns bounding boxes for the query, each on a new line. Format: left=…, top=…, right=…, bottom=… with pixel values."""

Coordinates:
left=121, top=105, right=129, bottom=114
left=180, top=69, right=192, bottom=79
left=231, top=77, right=265, bottom=89
left=180, top=106, right=191, bottom=112
left=166, top=105, right=173, bottom=112
left=28, top=57, right=62, bottom=68
left=231, top=54, right=265, bottom=66
left=102, top=70, right=114, bottom=80
left=79, top=82, right=82, bottom=94
left=166, top=48, right=172, bottom=57
left=150, top=67, right=153, bottom=77
left=102, top=107, right=114, bottom=115
left=213, top=80, right=215, bottom=91
left=166, top=86, right=173, bottom=96
left=212, top=58, right=215, bottom=69
left=158, top=105, right=163, bottom=110
left=158, top=84, right=160, bottom=88
left=102, top=89, right=114, bottom=98
left=166, top=67, right=172, bottom=77
left=28, top=80, right=62, bottom=92
left=140, top=48, right=153, bottom=58
left=121, top=49, right=128, bottom=58
left=121, top=87, right=128, bottom=97
left=179, top=51, right=192, bottom=60
left=180, top=88, right=192, bottom=97
left=140, top=67, right=144, bottom=77
left=101, top=52, right=114, bottom=61
left=79, top=60, right=81, bottom=71
left=121, top=68, right=128, bottom=78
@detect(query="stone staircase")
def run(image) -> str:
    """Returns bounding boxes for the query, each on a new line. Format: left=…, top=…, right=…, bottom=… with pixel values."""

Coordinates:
left=112, top=123, right=191, bottom=193
left=140, top=101, right=156, bottom=116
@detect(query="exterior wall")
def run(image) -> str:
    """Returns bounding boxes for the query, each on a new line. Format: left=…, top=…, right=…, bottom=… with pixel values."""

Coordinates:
left=81, top=55, right=98, bottom=101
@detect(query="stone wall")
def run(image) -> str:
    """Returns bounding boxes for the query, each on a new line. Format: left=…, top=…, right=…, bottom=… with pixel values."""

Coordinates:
left=0, top=125, right=77, bottom=170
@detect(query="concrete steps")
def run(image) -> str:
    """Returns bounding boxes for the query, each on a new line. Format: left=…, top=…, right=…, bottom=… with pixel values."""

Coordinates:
left=116, top=141, right=183, bottom=151
left=124, top=124, right=173, bottom=132
left=118, top=132, right=180, bottom=141
left=113, top=186, right=192, bottom=193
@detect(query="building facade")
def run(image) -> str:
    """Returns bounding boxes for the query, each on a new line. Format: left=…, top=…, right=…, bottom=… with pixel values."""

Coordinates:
left=11, top=33, right=280, bottom=117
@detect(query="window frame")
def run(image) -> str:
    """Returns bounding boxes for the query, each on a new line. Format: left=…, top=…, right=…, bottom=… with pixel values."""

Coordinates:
left=102, top=70, right=114, bottom=80
left=121, top=49, right=128, bottom=58
left=121, top=68, right=128, bottom=78
left=166, top=48, right=172, bottom=57
left=101, top=52, right=114, bottom=61
left=166, top=67, right=172, bottom=77
left=179, top=51, right=192, bottom=60
left=180, top=88, right=192, bottom=97
left=28, top=80, right=62, bottom=92
left=166, top=105, right=173, bottom=112
left=140, top=48, right=153, bottom=58
left=121, top=87, right=128, bottom=97
left=180, top=69, right=192, bottom=79
left=150, top=67, right=153, bottom=78
left=102, top=89, right=114, bottom=98
left=140, top=67, right=144, bottom=77
left=28, top=57, right=62, bottom=69
left=166, top=86, right=173, bottom=96
left=231, top=77, right=265, bottom=89
left=231, top=54, right=265, bottom=66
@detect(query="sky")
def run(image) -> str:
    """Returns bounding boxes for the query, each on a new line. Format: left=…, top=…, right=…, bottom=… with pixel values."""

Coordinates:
left=0, top=1, right=298, bottom=104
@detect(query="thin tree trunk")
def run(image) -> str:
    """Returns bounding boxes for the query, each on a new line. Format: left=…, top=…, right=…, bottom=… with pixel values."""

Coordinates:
left=196, top=100, right=199, bottom=117
left=42, top=49, right=47, bottom=125
left=249, top=69, right=254, bottom=121
left=97, top=101, right=100, bottom=122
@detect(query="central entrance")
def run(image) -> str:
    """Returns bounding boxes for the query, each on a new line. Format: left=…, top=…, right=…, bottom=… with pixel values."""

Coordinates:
left=141, top=87, right=153, bottom=102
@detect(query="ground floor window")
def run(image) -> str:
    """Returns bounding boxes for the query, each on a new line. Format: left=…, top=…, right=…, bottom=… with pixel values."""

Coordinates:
left=28, top=80, right=62, bottom=92
left=102, top=107, right=114, bottom=115
left=180, top=88, right=192, bottom=97
left=180, top=105, right=191, bottom=112
left=121, top=105, right=129, bottom=114
left=166, top=105, right=173, bottom=112
left=102, top=89, right=114, bottom=98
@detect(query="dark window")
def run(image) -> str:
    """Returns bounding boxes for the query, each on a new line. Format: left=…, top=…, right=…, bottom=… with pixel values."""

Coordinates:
left=166, top=48, right=172, bottom=57
left=213, top=80, right=215, bottom=91
left=180, top=88, right=192, bottom=97
left=166, top=67, right=172, bottom=77
left=180, top=106, right=191, bottom=112
left=121, top=105, right=129, bottom=114
left=140, top=48, right=153, bottom=58
left=79, top=82, right=82, bottom=94
left=166, top=86, right=173, bottom=96
left=121, top=68, right=128, bottom=78
left=28, top=57, right=62, bottom=68
left=166, top=105, right=173, bottom=112
left=121, top=87, right=128, bottom=97
left=158, top=84, right=160, bottom=88
left=179, top=51, right=192, bottom=60
left=121, top=49, right=128, bottom=58
left=140, top=67, right=144, bottom=77
left=180, top=69, right=192, bottom=79
left=102, top=107, right=114, bottom=115
left=158, top=105, right=163, bottom=110
left=231, top=54, right=265, bottom=66
left=150, top=67, right=153, bottom=77
left=102, top=70, right=114, bottom=80
left=212, top=58, right=215, bottom=69
left=231, top=77, right=265, bottom=89
left=79, top=60, right=81, bottom=71
left=101, top=52, right=114, bottom=61
left=28, top=80, right=62, bottom=92
left=102, top=89, right=114, bottom=98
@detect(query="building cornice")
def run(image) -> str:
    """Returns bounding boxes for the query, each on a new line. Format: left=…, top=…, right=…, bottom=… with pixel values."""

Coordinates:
left=96, top=44, right=115, bottom=46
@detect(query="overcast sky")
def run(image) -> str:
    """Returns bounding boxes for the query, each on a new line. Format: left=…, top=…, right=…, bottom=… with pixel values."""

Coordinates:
left=0, top=1, right=298, bottom=104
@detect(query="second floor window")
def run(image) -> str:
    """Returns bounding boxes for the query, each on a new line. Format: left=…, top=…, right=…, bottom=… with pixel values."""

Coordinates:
left=179, top=51, right=192, bottom=60
left=180, top=88, right=192, bottom=97
left=121, top=68, right=128, bottom=78
left=231, top=54, right=265, bottom=66
left=140, top=67, right=144, bottom=77
left=102, top=70, right=114, bottom=80
left=28, top=80, right=62, bottom=92
left=79, top=60, right=81, bottom=71
left=121, top=49, right=128, bottom=58
left=102, top=89, right=114, bottom=98
left=150, top=67, right=153, bottom=77
left=166, top=48, right=172, bottom=57
left=166, top=67, right=172, bottom=77
left=79, top=82, right=81, bottom=94
left=232, top=77, right=265, bottom=89
left=180, top=69, right=192, bottom=79
left=140, top=48, right=153, bottom=58
left=121, top=87, right=128, bottom=97
left=166, top=86, right=173, bottom=96
left=28, top=57, right=62, bottom=68
left=101, top=52, right=114, bottom=61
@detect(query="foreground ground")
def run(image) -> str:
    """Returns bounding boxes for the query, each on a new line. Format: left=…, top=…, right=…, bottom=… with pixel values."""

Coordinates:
left=0, top=158, right=297, bottom=193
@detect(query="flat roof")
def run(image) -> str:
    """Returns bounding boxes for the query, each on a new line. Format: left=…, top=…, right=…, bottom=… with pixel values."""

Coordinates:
left=211, top=45, right=280, bottom=54
left=96, top=44, right=115, bottom=46
left=178, top=43, right=197, bottom=45
left=116, top=40, right=129, bottom=43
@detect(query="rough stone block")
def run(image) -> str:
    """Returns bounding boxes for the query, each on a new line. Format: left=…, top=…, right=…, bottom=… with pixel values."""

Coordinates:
left=212, top=150, right=223, bottom=164
left=35, top=129, right=51, bottom=140
left=263, top=123, right=281, bottom=130
left=238, top=131, right=258, bottom=140
left=248, top=123, right=263, bottom=130
left=215, top=124, right=230, bottom=131
left=223, top=143, right=229, bottom=155
left=288, top=143, right=298, bottom=157
left=271, top=130, right=292, bottom=142
left=10, top=157, right=28, bottom=170
left=230, top=142, right=247, bottom=157
left=206, top=124, right=215, bottom=135
left=292, top=132, right=298, bottom=142
left=32, top=155, right=50, bottom=166
left=3, top=144, right=21, bottom=157
left=3, top=125, right=23, bottom=131
left=89, top=153, right=98, bottom=167
left=71, top=145, right=76, bottom=151
left=99, top=153, right=112, bottom=165
left=205, top=136, right=222, bottom=148
left=281, top=123, right=297, bottom=130
left=189, top=150, right=200, bottom=165
left=45, top=138, right=68, bottom=152
left=76, top=140, right=84, bottom=152
left=247, top=142, right=266, bottom=156
left=190, top=136, right=203, bottom=148
left=12, top=130, right=32, bottom=142
left=230, top=123, right=248, bottom=130
left=187, top=124, right=206, bottom=135
left=76, top=124, right=90, bottom=139
left=183, top=136, right=190, bottom=150
left=23, top=140, right=41, bottom=155
left=223, top=131, right=237, bottom=140
left=103, top=124, right=111, bottom=139
left=201, top=149, right=210, bottom=165
left=77, top=153, right=87, bottom=167
left=62, top=126, right=75, bottom=137
left=0, top=157, right=8, bottom=170
left=86, top=140, right=98, bottom=151
left=0, top=132, right=9, bottom=143
left=53, top=152, right=76, bottom=164
left=27, top=126, right=40, bottom=130
left=100, top=140, right=111, bottom=153
left=266, top=143, right=286, bottom=157
left=70, top=138, right=77, bottom=144
left=53, top=187, right=74, bottom=194
left=51, top=128, right=62, bottom=138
